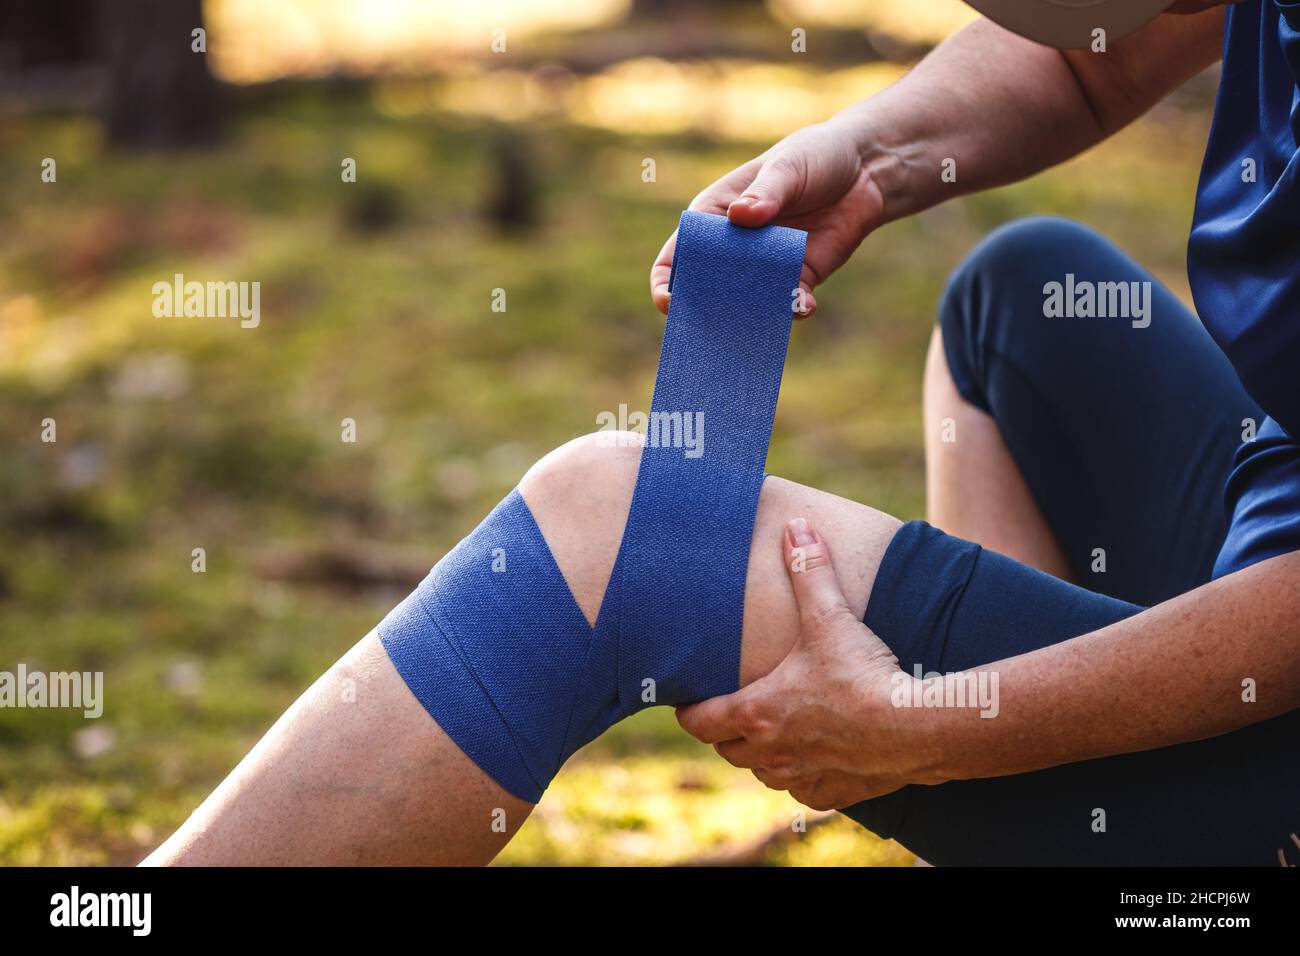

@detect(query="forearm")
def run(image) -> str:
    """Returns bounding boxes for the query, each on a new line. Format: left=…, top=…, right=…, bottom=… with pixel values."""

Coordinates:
left=915, top=550, right=1300, bottom=784
left=831, top=12, right=1225, bottom=224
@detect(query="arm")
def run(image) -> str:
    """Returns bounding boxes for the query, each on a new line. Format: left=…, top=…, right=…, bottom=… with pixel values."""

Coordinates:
left=650, top=10, right=1226, bottom=316
left=840, top=10, right=1226, bottom=225
left=920, top=550, right=1300, bottom=783
left=679, top=521, right=1300, bottom=809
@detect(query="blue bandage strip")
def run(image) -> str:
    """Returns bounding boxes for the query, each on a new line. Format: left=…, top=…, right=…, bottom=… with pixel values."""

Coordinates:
left=380, top=211, right=806, bottom=802
left=609, top=211, right=805, bottom=709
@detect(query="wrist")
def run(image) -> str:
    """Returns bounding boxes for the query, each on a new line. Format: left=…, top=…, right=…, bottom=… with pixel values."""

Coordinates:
left=877, top=672, right=980, bottom=786
left=827, top=95, right=942, bottom=229
left=825, top=112, right=904, bottom=230
left=855, top=671, right=944, bottom=786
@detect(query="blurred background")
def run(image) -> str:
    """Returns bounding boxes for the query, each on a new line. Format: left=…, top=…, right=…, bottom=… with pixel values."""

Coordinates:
left=0, top=0, right=1216, bottom=865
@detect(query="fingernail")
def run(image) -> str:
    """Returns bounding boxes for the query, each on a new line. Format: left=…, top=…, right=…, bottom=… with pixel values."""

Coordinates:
left=789, top=517, right=815, bottom=548
left=732, top=195, right=758, bottom=207
left=654, top=284, right=669, bottom=298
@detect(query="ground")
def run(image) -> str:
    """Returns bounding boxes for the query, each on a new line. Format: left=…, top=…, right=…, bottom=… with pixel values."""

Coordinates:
left=0, top=79, right=1211, bottom=864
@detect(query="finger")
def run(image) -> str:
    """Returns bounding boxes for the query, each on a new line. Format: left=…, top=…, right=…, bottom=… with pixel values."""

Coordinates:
left=784, top=517, right=855, bottom=640
left=649, top=228, right=678, bottom=315
left=676, top=687, right=753, bottom=745
left=792, top=282, right=818, bottom=320
left=753, top=768, right=801, bottom=793
left=714, top=738, right=767, bottom=770
left=652, top=178, right=748, bottom=313
left=789, top=785, right=842, bottom=813
left=795, top=778, right=871, bottom=812
left=726, top=153, right=803, bottom=227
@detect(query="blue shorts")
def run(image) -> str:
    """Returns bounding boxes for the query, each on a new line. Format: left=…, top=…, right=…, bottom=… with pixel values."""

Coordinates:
left=842, top=218, right=1300, bottom=865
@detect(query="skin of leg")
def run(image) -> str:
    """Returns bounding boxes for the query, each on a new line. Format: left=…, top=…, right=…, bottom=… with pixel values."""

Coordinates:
left=923, top=325, right=1073, bottom=580
left=141, top=631, right=536, bottom=866
left=143, top=432, right=900, bottom=865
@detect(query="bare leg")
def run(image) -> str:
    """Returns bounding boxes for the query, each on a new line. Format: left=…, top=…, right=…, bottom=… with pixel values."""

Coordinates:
left=923, top=326, right=1073, bottom=579
left=144, top=432, right=900, bottom=865
left=141, top=633, right=535, bottom=865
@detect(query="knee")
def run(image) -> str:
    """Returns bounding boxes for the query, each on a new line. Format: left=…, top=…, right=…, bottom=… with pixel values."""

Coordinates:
left=937, top=217, right=1109, bottom=408
left=517, top=431, right=642, bottom=624
left=520, top=431, right=642, bottom=521
left=940, top=216, right=1103, bottom=334
left=382, top=430, right=645, bottom=803
left=956, top=216, right=1104, bottom=283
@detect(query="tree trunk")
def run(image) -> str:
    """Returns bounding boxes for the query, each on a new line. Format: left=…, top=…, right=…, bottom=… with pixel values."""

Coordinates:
left=0, top=0, right=98, bottom=72
left=101, top=0, right=221, bottom=149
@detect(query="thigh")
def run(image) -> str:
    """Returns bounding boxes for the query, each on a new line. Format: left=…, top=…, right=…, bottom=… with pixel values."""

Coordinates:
left=844, top=521, right=1300, bottom=865
left=939, top=217, right=1262, bottom=606
left=146, top=439, right=905, bottom=865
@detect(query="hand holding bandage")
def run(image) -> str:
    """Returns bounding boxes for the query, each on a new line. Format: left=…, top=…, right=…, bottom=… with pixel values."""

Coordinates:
left=649, top=122, right=884, bottom=320
left=380, top=210, right=808, bottom=803
left=677, top=516, right=914, bottom=811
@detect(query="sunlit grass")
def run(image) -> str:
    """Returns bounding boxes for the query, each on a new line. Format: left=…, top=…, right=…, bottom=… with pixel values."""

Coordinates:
left=770, top=0, right=977, bottom=44
left=0, top=71, right=1211, bottom=863
left=208, top=0, right=960, bottom=143
left=205, top=0, right=972, bottom=86
left=207, top=0, right=633, bottom=82
left=374, top=59, right=906, bottom=141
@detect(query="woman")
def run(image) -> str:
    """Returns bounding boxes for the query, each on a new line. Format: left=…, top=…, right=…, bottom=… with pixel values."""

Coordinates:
left=145, top=0, right=1300, bottom=865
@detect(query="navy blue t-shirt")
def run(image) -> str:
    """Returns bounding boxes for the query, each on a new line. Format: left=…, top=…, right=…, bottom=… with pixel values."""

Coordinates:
left=1190, top=0, right=1300, bottom=437
left=1189, top=0, right=1300, bottom=574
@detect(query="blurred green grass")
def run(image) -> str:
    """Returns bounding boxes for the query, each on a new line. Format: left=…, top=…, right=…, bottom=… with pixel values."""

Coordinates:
left=0, top=83, right=1211, bottom=865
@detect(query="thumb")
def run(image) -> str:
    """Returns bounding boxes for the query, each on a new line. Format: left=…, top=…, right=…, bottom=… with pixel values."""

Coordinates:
left=784, top=517, right=855, bottom=640
left=727, top=153, right=802, bottom=227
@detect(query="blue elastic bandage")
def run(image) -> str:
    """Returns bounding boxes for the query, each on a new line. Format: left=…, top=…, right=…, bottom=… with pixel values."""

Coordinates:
left=379, top=211, right=807, bottom=802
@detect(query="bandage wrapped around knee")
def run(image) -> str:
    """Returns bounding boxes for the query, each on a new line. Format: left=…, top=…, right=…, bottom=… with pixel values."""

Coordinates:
left=380, top=211, right=806, bottom=802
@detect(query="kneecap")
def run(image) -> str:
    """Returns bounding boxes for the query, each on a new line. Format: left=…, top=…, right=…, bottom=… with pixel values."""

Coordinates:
left=379, top=211, right=807, bottom=802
